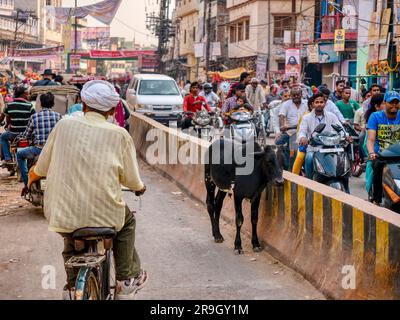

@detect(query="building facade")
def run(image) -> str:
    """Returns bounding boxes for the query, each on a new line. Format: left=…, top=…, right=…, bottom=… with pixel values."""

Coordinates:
left=175, top=0, right=200, bottom=81
left=226, top=0, right=315, bottom=81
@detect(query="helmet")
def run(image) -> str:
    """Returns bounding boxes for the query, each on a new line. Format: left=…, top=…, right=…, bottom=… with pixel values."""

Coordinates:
left=203, top=83, right=212, bottom=90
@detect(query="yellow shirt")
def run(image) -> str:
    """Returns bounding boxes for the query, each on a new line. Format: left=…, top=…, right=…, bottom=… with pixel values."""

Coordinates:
left=35, top=112, right=144, bottom=233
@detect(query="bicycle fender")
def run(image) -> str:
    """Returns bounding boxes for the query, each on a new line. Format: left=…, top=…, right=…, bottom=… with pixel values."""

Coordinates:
left=74, top=267, right=91, bottom=300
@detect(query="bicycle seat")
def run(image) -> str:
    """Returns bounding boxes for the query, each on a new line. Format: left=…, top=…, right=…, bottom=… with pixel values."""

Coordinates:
left=73, top=227, right=116, bottom=240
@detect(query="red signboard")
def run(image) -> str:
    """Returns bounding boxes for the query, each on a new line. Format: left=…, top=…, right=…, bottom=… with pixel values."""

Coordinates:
left=139, top=54, right=159, bottom=69
left=89, top=50, right=156, bottom=59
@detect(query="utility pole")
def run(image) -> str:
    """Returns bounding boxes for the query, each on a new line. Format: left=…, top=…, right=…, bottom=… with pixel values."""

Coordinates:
left=205, top=0, right=212, bottom=75
left=292, top=0, right=296, bottom=47
left=146, top=0, right=173, bottom=74
left=74, top=0, right=78, bottom=53
left=10, top=10, right=20, bottom=75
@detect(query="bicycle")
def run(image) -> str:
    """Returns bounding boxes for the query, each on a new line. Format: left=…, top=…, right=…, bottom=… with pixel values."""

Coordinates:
left=65, top=189, right=143, bottom=300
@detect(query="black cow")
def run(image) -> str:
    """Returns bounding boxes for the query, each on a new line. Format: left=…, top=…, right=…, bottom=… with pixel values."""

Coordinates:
left=205, top=139, right=284, bottom=255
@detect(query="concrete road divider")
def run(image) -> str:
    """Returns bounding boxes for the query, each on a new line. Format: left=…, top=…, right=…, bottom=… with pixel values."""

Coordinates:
left=130, top=113, right=400, bottom=300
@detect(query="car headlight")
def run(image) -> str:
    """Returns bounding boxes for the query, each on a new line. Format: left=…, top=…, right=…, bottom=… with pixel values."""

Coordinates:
left=319, top=135, right=341, bottom=146
left=137, top=104, right=152, bottom=109
left=173, top=105, right=182, bottom=111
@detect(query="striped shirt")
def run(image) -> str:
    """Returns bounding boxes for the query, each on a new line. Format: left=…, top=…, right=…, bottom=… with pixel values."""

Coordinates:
left=4, top=98, right=35, bottom=133
left=19, top=109, right=62, bottom=147
left=34, top=112, right=145, bottom=234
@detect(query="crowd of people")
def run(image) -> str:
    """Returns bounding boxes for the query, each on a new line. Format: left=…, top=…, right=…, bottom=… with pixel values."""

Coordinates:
left=179, top=71, right=400, bottom=205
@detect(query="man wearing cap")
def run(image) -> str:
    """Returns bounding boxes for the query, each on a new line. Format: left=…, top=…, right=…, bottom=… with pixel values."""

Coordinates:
left=199, top=83, right=220, bottom=111
left=246, top=78, right=267, bottom=111
left=34, top=80, right=148, bottom=300
left=367, top=91, right=400, bottom=205
left=33, top=69, right=58, bottom=87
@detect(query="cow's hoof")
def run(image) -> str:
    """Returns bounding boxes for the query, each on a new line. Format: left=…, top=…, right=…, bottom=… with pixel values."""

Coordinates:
left=234, top=249, right=244, bottom=255
left=214, top=236, right=224, bottom=243
left=253, top=246, right=263, bottom=253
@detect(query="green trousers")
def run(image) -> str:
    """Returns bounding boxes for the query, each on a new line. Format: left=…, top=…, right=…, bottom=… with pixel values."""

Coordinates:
left=61, top=206, right=141, bottom=287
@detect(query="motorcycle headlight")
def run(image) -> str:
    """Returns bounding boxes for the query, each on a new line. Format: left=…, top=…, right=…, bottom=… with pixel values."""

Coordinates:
left=319, top=135, right=341, bottom=146
left=344, top=154, right=351, bottom=173
left=196, top=117, right=210, bottom=126
left=315, top=158, right=325, bottom=175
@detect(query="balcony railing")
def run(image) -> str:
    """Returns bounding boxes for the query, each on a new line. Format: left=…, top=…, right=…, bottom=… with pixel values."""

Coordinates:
left=0, top=17, right=38, bottom=37
left=319, top=14, right=358, bottom=40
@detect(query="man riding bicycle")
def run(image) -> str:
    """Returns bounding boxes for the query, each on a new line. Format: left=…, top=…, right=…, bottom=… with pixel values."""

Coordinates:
left=34, top=80, right=148, bottom=300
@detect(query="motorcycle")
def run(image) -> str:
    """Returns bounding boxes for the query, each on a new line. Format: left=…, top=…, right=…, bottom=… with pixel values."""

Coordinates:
left=0, top=137, right=30, bottom=181
left=373, top=142, right=400, bottom=213
left=343, top=122, right=366, bottom=178
left=308, top=123, right=351, bottom=193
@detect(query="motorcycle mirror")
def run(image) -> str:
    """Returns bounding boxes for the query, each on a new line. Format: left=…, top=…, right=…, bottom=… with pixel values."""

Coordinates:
left=331, top=124, right=343, bottom=132
left=314, top=123, right=326, bottom=134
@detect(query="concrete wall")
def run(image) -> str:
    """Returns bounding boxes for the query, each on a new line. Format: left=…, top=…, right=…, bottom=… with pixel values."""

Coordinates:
left=131, top=113, right=400, bottom=299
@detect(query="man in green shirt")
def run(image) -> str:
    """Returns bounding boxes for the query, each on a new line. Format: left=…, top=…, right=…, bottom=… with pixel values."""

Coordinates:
left=336, top=86, right=361, bottom=121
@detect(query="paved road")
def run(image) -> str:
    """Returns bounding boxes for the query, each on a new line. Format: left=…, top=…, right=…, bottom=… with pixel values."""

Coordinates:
left=0, top=162, right=324, bottom=300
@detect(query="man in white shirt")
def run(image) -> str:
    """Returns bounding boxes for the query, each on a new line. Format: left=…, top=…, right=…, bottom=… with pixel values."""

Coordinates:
left=297, top=93, right=347, bottom=178
left=278, top=87, right=308, bottom=169
left=246, top=78, right=267, bottom=111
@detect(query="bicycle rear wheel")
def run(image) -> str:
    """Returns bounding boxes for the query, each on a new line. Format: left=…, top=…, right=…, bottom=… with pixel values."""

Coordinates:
left=75, top=267, right=100, bottom=300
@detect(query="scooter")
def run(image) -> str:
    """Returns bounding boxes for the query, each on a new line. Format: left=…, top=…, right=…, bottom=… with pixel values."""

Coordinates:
left=308, top=123, right=351, bottom=193
left=25, top=159, right=46, bottom=208
left=375, top=142, right=400, bottom=213
left=225, top=110, right=256, bottom=144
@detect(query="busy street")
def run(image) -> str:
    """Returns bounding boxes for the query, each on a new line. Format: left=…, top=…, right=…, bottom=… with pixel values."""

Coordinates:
left=1, top=0, right=400, bottom=305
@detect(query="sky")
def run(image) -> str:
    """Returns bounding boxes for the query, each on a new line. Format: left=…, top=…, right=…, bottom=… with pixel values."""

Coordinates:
left=62, top=0, right=158, bottom=46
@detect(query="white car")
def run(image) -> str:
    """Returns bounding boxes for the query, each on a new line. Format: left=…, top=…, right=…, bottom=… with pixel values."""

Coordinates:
left=126, top=74, right=183, bottom=126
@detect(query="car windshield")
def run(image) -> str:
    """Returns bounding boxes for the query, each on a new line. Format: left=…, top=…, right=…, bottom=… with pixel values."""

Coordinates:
left=138, top=80, right=180, bottom=96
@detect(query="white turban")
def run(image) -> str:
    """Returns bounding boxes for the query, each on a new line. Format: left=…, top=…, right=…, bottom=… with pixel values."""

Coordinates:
left=81, top=80, right=120, bottom=112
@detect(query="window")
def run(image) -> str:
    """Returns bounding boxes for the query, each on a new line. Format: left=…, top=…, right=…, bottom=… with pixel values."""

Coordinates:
left=138, top=80, right=180, bottom=96
left=184, top=29, right=187, bottom=44
left=274, top=15, right=293, bottom=43
left=193, top=26, right=196, bottom=42
left=277, top=61, right=286, bottom=71
left=237, top=22, right=243, bottom=42
left=245, top=19, right=250, bottom=40
left=229, top=18, right=250, bottom=43
left=230, top=25, right=236, bottom=43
